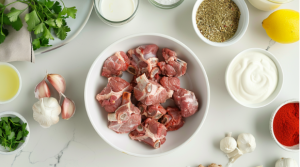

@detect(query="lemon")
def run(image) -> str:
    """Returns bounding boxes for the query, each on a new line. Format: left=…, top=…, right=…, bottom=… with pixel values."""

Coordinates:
left=262, top=9, right=299, bottom=44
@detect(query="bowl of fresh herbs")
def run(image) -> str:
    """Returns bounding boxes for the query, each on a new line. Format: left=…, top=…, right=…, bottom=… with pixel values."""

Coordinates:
left=0, top=111, right=30, bottom=155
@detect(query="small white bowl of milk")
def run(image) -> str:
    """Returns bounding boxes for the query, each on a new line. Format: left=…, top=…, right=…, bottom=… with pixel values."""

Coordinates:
left=225, top=48, right=284, bottom=108
left=94, top=0, right=139, bottom=27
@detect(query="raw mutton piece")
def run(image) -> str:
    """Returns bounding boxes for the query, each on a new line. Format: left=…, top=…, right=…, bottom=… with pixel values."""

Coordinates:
left=129, top=118, right=167, bottom=149
left=127, top=44, right=159, bottom=76
left=173, top=88, right=199, bottom=117
left=108, top=92, right=141, bottom=134
left=158, top=48, right=187, bottom=77
left=138, top=103, right=167, bottom=120
left=161, top=107, right=184, bottom=131
left=96, top=77, right=133, bottom=113
left=101, top=51, right=130, bottom=78
left=134, top=74, right=169, bottom=105
left=160, top=76, right=180, bottom=91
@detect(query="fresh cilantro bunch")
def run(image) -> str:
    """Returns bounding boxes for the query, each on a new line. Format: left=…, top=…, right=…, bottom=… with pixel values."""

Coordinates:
left=0, top=117, right=29, bottom=151
left=0, top=0, right=77, bottom=50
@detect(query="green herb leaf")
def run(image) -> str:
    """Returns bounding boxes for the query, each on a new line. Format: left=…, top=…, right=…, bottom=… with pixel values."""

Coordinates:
left=32, top=38, right=41, bottom=50
left=34, top=22, right=45, bottom=34
left=1, top=117, right=8, bottom=123
left=66, top=7, right=77, bottom=19
left=7, top=7, right=25, bottom=22
left=3, top=15, right=11, bottom=25
left=0, top=28, right=8, bottom=44
left=0, top=3, right=4, bottom=9
left=10, top=16, right=23, bottom=31
left=58, top=7, right=67, bottom=17
left=11, top=117, right=20, bottom=123
left=8, top=131, right=15, bottom=140
left=52, top=1, right=62, bottom=14
left=45, top=0, right=54, bottom=8
left=4, top=124, right=11, bottom=135
left=45, top=19, right=56, bottom=27
left=0, top=128, right=2, bottom=137
left=55, top=25, right=70, bottom=40
left=25, top=10, right=40, bottom=31
left=16, top=131, right=22, bottom=140
left=55, top=18, right=62, bottom=28
left=43, top=27, right=54, bottom=40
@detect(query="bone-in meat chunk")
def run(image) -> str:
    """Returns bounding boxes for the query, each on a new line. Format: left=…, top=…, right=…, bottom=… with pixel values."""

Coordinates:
left=129, top=118, right=167, bottom=149
left=134, top=74, right=168, bottom=105
left=127, top=44, right=159, bottom=76
left=138, top=103, right=167, bottom=120
left=158, top=48, right=187, bottom=77
left=161, top=107, right=184, bottom=131
left=173, top=88, right=199, bottom=117
left=108, top=92, right=141, bottom=134
left=101, top=51, right=130, bottom=78
left=96, top=77, right=133, bottom=112
left=160, top=77, right=180, bottom=91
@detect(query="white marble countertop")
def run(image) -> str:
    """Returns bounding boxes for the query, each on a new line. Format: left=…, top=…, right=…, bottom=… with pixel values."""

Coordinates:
left=0, top=0, right=299, bottom=166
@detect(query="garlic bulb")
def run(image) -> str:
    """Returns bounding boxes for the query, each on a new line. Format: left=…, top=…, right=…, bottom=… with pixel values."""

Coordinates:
left=33, top=97, right=61, bottom=128
left=275, top=158, right=298, bottom=167
left=237, top=133, right=256, bottom=154
left=220, top=132, right=237, bottom=153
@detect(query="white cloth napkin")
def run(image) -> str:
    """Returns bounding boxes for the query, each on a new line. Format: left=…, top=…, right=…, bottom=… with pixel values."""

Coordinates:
left=0, top=0, right=34, bottom=62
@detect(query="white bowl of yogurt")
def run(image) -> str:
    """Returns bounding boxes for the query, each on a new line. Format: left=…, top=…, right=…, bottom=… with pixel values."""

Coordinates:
left=225, top=48, right=283, bottom=108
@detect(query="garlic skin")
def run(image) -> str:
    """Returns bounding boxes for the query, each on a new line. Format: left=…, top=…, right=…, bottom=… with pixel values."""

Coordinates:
left=33, top=97, right=61, bottom=128
left=47, top=74, right=66, bottom=94
left=220, top=132, right=237, bottom=153
left=34, top=79, right=51, bottom=99
left=275, top=158, right=298, bottom=167
left=61, top=95, right=76, bottom=120
left=237, top=133, right=256, bottom=154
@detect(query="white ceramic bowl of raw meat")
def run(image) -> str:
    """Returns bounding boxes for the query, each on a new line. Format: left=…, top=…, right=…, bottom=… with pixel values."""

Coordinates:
left=84, top=33, right=210, bottom=157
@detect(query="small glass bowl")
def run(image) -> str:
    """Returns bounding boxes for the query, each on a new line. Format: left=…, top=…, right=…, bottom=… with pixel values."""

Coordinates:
left=94, top=0, right=139, bottom=27
left=148, top=0, right=184, bottom=9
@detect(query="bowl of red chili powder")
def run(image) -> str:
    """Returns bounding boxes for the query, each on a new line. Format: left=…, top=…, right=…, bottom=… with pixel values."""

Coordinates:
left=270, top=100, right=299, bottom=152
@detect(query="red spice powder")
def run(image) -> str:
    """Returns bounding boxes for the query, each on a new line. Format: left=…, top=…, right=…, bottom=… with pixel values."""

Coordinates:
left=273, top=103, right=299, bottom=146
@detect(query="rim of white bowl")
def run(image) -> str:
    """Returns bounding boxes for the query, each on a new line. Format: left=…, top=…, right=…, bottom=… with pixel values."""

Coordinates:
left=269, top=99, right=299, bottom=152
left=84, top=33, right=210, bottom=157
left=225, top=48, right=284, bottom=108
left=0, top=63, right=22, bottom=104
left=0, top=111, right=30, bottom=155
left=192, top=0, right=249, bottom=47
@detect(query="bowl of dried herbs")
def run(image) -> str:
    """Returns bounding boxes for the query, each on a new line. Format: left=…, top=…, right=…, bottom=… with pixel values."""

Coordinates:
left=0, top=111, right=30, bottom=155
left=192, top=0, right=249, bottom=47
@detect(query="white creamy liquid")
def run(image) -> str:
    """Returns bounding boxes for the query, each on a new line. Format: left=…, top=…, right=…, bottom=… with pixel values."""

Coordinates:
left=228, top=51, right=278, bottom=104
left=248, top=0, right=281, bottom=11
left=101, top=0, right=135, bottom=21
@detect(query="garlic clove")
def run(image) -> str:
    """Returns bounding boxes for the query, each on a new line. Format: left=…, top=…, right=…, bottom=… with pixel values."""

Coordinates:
left=34, top=79, right=51, bottom=99
left=47, top=74, right=66, bottom=94
left=61, top=95, right=76, bottom=120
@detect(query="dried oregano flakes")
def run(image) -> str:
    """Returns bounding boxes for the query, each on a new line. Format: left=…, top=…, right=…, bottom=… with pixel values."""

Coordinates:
left=196, top=0, right=241, bottom=42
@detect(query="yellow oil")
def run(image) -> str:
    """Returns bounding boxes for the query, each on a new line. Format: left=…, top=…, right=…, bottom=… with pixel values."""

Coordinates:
left=0, top=65, right=20, bottom=101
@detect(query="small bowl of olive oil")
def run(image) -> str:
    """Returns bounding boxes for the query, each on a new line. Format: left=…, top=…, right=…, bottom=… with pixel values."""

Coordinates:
left=0, top=63, right=22, bottom=104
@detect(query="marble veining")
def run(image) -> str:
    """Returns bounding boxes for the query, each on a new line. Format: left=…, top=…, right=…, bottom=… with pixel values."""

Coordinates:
left=10, top=130, right=95, bottom=167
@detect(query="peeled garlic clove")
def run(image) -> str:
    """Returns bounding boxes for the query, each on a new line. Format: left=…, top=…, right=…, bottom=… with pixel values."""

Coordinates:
left=237, top=133, right=256, bottom=154
left=34, top=79, right=51, bottom=99
left=220, top=132, right=237, bottom=154
left=61, top=95, right=76, bottom=120
left=47, top=74, right=66, bottom=94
